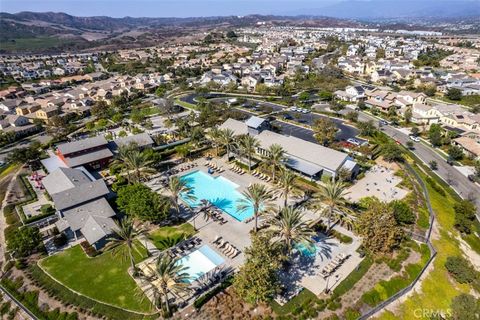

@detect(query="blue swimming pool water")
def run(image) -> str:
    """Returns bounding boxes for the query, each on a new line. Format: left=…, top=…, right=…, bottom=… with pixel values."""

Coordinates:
left=296, top=242, right=317, bottom=257
left=177, top=245, right=225, bottom=281
left=180, top=170, right=254, bottom=221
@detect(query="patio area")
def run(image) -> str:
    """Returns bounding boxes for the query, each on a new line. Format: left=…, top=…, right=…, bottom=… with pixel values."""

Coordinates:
left=346, top=165, right=409, bottom=203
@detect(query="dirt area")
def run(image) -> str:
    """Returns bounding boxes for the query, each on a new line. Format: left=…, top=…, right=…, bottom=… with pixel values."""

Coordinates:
left=376, top=157, right=401, bottom=171
left=181, top=288, right=274, bottom=320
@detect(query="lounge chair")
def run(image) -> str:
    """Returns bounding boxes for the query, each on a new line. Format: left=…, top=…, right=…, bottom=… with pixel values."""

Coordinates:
left=217, top=240, right=227, bottom=248
left=212, top=236, right=222, bottom=244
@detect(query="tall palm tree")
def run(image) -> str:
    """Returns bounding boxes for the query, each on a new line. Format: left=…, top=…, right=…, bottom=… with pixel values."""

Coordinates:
left=276, top=168, right=302, bottom=207
left=113, top=144, right=156, bottom=183
left=237, top=134, right=260, bottom=172
left=209, top=127, right=222, bottom=157
left=140, top=254, right=190, bottom=316
left=237, top=183, right=274, bottom=232
left=167, top=176, right=196, bottom=220
left=312, top=179, right=353, bottom=233
left=219, top=128, right=236, bottom=161
left=263, top=144, right=285, bottom=182
left=106, top=218, right=145, bottom=273
left=267, top=206, right=315, bottom=255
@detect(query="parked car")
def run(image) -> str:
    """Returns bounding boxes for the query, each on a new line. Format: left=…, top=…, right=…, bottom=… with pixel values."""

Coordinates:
left=409, top=135, right=420, bottom=142
left=283, top=114, right=293, bottom=120
left=347, top=138, right=361, bottom=146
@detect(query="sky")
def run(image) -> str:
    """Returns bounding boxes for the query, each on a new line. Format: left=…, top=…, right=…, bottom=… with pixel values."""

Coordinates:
left=3, top=0, right=339, bottom=17
left=0, top=0, right=473, bottom=18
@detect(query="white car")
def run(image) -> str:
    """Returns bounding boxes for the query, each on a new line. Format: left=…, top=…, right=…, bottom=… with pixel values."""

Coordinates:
left=290, top=107, right=298, bottom=112
left=409, top=135, right=420, bottom=142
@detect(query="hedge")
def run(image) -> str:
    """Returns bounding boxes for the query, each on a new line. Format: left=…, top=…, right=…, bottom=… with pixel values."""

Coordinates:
left=26, top=264, right=158, bottom=320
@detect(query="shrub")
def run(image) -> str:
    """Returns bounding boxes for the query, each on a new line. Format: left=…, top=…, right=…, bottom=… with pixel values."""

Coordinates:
left=390, top=200, right=415, bottom=225
left=445, top=256, right=478, bottom=284
left=193, top=276, right=234, bottom=309
left=425, top=177, right=445, bottom=196
left=451, top=293, right=480, bottom=320
left=453, top=200, right=477, bottom=234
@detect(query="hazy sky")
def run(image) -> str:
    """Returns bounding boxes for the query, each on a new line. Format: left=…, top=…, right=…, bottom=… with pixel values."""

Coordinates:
left=0, top=0, right=474, bottom=17
left=5, top=0, right=344, bottom=17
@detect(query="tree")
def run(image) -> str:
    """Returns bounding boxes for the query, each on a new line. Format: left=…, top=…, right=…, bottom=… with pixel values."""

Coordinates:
left=406, top=141, right=414, bottom=150
left=275, top=168, right=301, bottom=207
left=208, top=127, right=222, bottom=156
left=411, top=126, right=420, bottom=136
left=139, top=254, right=190, bottom=316
left=390, top=200, right=415, bottom=225
left=167, top=176, right=196, bottom=220
left=7, top=226, right=42, bottom=258
left=226, top=30, right=238, bottom=38
left=453, top=200, right=477, bottom=234
left=267, top=206, right=314, bottom=255
left=116, top=184, right=170, bottom=222
left=429, top=160, right=438, bottom=170
left=444, top=256, right=477, bottom=284
left=345, top=111, right=359, bottom=123
left=356, top=199, right=403, bottom=255
left=428, top=124, right=443, bottom=147
left=382, top=143, right=404, bottom=162
left=404, top=108, right=412, bottom=124
left=446, top=88, right=462, bottom=101
left=91, top=100, right=110, bottom=118
left=357, top=120, right=376, bottom=137
left=312, top=180, right=354, bottom=232
left=263, top=144, right=285, bottom=182
left=112, top=144, right=156, bottom=183
left=451, top=294, right=480, bottom=320
left=219, top=128, right=236, bottom=160
left=233, top=233, right=283, bottom=304
left=312, top=117, right=337, bottom=146
left=237, top=135, right=260, bottom=172
left=237, top=183, right=274, bottom=232
left=447, top=145, right=464, bottom=160
left=6, top=145, right=41, bottom=164
left=107, top=218, right=146, bottom=273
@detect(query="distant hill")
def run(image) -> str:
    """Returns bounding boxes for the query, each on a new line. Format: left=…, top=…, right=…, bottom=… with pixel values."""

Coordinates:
left=301, top=0, right=480, bottom=19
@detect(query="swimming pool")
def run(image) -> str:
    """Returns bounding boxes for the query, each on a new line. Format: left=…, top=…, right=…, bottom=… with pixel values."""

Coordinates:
left=178, top=245, right=225, bottom=282
left=296, top=242, right=317, bottom=257
left=180, top=170, right=254, bottom=221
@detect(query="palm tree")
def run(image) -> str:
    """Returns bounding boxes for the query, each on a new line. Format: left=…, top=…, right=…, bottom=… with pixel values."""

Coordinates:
left=263, top=144, right=285, bottom=182
left=237, top=134, right=260, bottom=172
left=312, top=179, right=353, bottom=233
left=219, top=128, right=236, bottom=161
left=106, top=218, right=145, bottom=273
left=167, top=176, right=196, bottom=220
left=209, top=127, right=222, bottom=156
left=276, top=168, right=302, bottom=207
left=140, top=254, right=190, bottom=316
left=237, top=183, right=274, bottom=232
left=113, top=144, right=156, bottom=183
left=267, top=206, right=314, bottom=255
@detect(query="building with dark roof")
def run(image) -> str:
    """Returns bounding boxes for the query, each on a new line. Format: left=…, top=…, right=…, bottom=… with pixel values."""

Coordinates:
left=56, top=135, right=113, bottom=169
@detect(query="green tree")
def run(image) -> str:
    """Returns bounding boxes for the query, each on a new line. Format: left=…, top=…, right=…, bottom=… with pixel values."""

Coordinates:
left=275, top=168, right=301, bottom=207
left=357, top=120, right=377, bottom=137
left=382, top=143, right=404, bottom=162
left=116, top=184, right=170, bottom=222
left=6, top=145, right=41, bottom=164
left=237, top=134, right=260, bottom=172
left=453, top=200, right=477, bottom=234
left=313, top=117, right=337, bottom=146
left=446, top=88, right=462, bottom=101
left=107, top=217, right=146, bottom=273
left=167, top=176, right=196, bottom=220
left=237, top=183, right=274, bottom=232
left=112, top=144, right=156, bottom=183
left=263, top=144, right=285, bottom=182
left=7, top=226, right=42, bottom=258
left=451, top=294, right=480, bottom=320
left=267, top=206, right=314, bottom=255
left=404, top=108, right=412, bottom=124
left=390, top=200, right=415, bottom=225
left=219, top=128, right=236, bottom=160
left=233, top=234, right=283, bottom=304
left=139, top=254, right=190, bottom=316
left=429, top=124, right=443, bottom=147
left=356, top=198, right=403, bottom=255
left=447, top=145, right=464, bottom=160
left=226, top=30, right=237, bottom=38
left=311, top=180, right=353, bottom=232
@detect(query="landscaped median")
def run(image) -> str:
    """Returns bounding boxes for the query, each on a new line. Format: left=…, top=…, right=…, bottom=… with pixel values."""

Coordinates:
left=37, top=244, right=154, bottom=315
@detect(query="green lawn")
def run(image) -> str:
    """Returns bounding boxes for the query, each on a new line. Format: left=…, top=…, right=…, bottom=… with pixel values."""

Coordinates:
left=39, top=244, right=153, bottom=313
left=174, top=99, right=197, bottom=110
left=148, top=223, right=195, bottom=250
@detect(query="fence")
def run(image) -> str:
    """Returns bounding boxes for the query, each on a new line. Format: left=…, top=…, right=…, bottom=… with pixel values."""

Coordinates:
left=358, top=163, right=437, bottom=320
